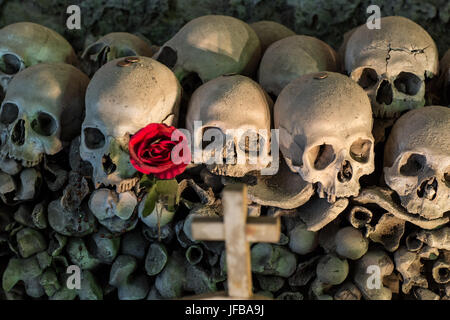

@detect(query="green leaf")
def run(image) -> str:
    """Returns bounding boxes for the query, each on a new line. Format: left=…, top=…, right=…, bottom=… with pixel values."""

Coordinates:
left=141, top=184, right=158, bottom=218
left=155, top=179, right=180, bottom=211
left=141, top=179, right=180, bottom=218
left=139, top=175, right=156, bottom=189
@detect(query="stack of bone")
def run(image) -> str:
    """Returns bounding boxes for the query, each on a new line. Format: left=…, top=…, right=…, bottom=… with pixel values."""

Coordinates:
left=0, top=15, right=449, bottom=300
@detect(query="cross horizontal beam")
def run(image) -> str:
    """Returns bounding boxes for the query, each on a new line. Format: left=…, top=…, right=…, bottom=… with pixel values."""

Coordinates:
left=192, top=216, right=280, bottom=242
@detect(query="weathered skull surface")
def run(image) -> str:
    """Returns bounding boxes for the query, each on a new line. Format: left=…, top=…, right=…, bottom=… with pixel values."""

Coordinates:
left=80, top=57, right=181, bottom=192
left=0, top=63, right=89, bottom=167
left=259, top=35, right=338, bottom=96
left=153, top=15, right=261, bottom=83
left=384, top=106, right=450, bottom=220
left=81, top=32, right=154, bottom=76
left=344, top=16, right=438, bottom=118
left=0, top=22, right=77, bottom=97
left=186, top=74, right=271, bottom=177
left=274, top=72, right=375, bottom=202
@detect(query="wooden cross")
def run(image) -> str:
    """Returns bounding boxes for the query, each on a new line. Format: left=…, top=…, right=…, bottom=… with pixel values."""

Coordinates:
left=191, top=183, right=280, bottom=299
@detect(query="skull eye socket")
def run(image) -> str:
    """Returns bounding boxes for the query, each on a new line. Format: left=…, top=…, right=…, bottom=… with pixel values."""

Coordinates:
left=357, top=68, right=378, bottom=89
left=31, top=112, right=57, bottom=136
left=84, top=43, right=106, bottom=57
left=84, top=127, right=106, bottom=149
left=0, top=54, right=22, bottom=75
left=121, top=48, right=137, bottom=57
left=308, top=144, right=335, bottom=170
left=399, top=153, right=426, bottom=176
left=0, top=102, right=19, bottom=124
left=156, top=46, right=177, bottom=69
left=350, top=138, right=372, bottom=163
left=201, top=127, right=225, bottom=150
left=394, top=72, right=421, bottom=95
left=444, top=169, right=450, bottom=188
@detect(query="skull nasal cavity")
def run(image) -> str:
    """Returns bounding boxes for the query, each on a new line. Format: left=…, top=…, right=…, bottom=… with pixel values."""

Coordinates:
left=0, top=103, right=19, bottom=124
left=394, top=72, right=421, bottom=95
left=0, top=54, right=21, bottom=75
left=337, top=160, right=353, bottom=182
left=84, top=128, right=105, bottom=149
left=11, top=119, right=25, bottom=146
left=309, top=144, right=335, bottom=170
left=376, top=80, right=393, bottom=105
left=417, top=177, right=437, bottom=200
left=156, top=46, right=177, bottom=69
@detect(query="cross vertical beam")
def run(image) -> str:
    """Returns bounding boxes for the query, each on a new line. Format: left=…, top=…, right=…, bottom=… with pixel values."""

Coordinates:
left=223, top=183, right=252, bottom=298
left=191, top=183, right=280, bottom=299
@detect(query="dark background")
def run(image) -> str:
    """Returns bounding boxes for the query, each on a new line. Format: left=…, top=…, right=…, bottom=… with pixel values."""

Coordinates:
left=0, top=0, right=448, bottom=57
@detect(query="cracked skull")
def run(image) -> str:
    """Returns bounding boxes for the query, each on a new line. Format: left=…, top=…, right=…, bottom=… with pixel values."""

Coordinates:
left=80, top=57, right=181, bottom=192
left=384, top=106, right=450, bottom=220
left=274, top=72, right=375, bottom=202
left=0, top=22, right=77, bottom=99
left=153, top=15, right=261, bottom=83
left=344, top=16, right=438, bottom=118
left=186, top=74, right=271, bottom=177
left=82, top=32, right=155, bottom=76
left=0, top=63, right=89, bottom=167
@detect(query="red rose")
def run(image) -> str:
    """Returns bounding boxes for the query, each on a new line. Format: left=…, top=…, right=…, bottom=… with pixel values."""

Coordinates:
left=129, top=123, right=191, bottom=179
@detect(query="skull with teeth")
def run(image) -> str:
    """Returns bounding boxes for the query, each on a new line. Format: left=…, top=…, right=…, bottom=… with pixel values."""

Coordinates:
left=80, top=57, right=181, bottom=193
left=0, top=63, right=89, bottom=167
left=343, top=16, right=439, bottom=118
left=0, top=22, right=77, bottom=99
left=153, top=15, right=261, bottom=83
left=274, top=72, right=375, bottom=202
left=81, top=32, right=155, bottom=76
left=384, top=106, right=450, bottom=220
left=186, top=74, right=272, bottom=177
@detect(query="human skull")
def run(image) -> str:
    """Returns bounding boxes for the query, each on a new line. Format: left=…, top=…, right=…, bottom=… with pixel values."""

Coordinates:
left=0, top=22, right=77, bottom=98
left=81, top=32, right=155, bottom=76
left=80, top=57, right=181, bottom=192
left=258, top=35, right=338, bottom=96
left=186, top=74, right=271, bottom=177
left=249, top=20, right=295, bottom=53
left=0, top=63, right=89, bottom=167
left=274, top=72, right=375, bottom=202
left=153, top=15, right=261, bottom=83
left=344, top=16, right=438, bottom=118
left=384, top=106, right=450, bottom=220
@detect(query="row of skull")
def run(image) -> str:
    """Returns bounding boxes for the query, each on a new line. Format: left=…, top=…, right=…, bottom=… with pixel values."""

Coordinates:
left=0, top=16, right=448, bottom=223
left=0, top=16, right=447, bottom=114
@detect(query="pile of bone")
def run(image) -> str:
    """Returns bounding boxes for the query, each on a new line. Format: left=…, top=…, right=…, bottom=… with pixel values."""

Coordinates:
left=0, top=15, right=449, bottom=300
